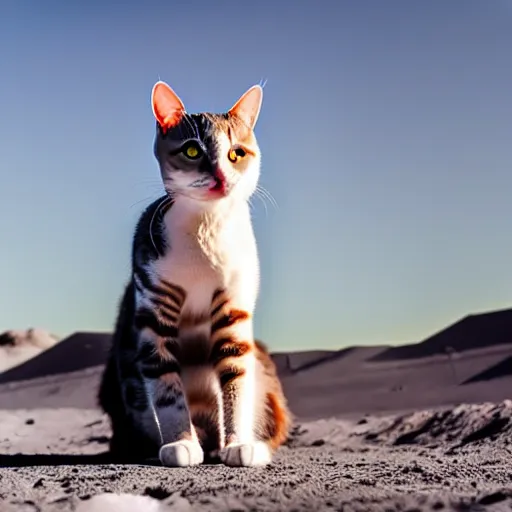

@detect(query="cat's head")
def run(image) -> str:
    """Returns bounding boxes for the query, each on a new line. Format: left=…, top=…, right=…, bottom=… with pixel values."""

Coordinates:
left=151, top=81, right=263, bottom=203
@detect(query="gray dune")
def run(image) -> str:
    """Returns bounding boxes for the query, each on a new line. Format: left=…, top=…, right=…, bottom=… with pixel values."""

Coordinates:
left=0, top=328, right=60, bottom=373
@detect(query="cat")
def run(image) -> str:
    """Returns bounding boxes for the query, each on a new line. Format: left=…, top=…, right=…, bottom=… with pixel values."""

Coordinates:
left=98, top=81, right=291, bottom=467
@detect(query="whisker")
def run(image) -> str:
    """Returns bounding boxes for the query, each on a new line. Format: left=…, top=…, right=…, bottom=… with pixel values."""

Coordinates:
left=253, top=189, right=269, bottom=218
left=263, top=188, right=278, bottom=209
left=259, top=192, right=269, bottom=218
left=149, top=195, right=173, bottom=255
left=129, top=195, right=161, bottom=210
left=256, top=185, right=278, bottom=210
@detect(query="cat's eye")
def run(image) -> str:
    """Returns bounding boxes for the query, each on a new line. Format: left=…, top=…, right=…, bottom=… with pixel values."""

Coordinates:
left=228, top=146, right=247, bottom=163
left=181, top=140, right=203, bottom=160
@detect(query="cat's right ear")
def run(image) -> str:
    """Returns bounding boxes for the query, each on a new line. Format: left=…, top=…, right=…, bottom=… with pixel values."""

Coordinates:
left=151, top=81, right=186, bottom=133
left=228, top=85, right=263, bottom=130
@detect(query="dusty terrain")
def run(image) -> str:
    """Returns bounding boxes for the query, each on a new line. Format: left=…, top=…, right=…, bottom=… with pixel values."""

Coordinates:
left=0, top=318, right=511, bottom=511
left=0, top=402, right=511, bottom=511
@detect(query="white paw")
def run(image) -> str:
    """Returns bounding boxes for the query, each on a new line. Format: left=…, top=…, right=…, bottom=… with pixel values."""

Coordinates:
left=219, top=441, right=272, bottom=467
left=159, top=439, right=204, bottom=467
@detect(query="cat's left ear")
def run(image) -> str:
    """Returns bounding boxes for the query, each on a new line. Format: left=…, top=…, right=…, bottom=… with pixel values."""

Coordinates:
left=228, top=85, right=263, bottom=130
left=151, top=81, right=186, bottom=131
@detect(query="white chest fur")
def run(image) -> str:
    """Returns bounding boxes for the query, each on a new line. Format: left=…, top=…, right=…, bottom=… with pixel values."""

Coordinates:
left=153, top=197, right=260, bottom=318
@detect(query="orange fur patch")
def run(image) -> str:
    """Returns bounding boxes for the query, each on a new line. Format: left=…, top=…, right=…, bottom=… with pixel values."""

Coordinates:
left=265, top=391, right=292, bottom=451
left=211, top=309, right=251, bottom=335
left=210, top=338, right=253, bottom=366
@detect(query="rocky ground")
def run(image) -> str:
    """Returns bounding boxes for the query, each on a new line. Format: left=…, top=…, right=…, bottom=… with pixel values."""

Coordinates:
left=0, top=401, right=511, bottom=511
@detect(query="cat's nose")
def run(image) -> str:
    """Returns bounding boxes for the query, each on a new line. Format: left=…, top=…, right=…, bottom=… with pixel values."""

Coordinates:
left=213, top=167, right=226, bottom=183
left=209, top=168, right=227, bottom=194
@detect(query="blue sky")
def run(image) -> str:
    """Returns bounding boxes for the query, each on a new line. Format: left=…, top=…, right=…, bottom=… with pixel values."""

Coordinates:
left=1, top=0, right=511, bottom=350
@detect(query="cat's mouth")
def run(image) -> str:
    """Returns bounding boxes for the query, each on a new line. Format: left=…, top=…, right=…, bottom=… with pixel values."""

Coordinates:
left=208, top=171, right=228, bottom=197
left=180, top=171, right=229, bottom=201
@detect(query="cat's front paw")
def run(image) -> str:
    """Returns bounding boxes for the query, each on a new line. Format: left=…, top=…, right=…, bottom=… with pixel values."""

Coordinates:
left=159, top=439, right=204, bottom=467
left=219, top=441, right=272, bottom=467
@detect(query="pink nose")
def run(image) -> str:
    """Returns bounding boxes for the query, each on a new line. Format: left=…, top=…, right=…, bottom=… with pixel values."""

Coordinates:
left=214, top=168, right=225, bottom=181
left=209, top=169, right=227, bottom=193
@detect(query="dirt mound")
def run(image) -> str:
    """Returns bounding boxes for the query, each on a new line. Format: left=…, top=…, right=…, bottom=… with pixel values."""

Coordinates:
left=464, top=355, right=512, bottom=384
left=0, top=328, right=60, bottom=373
left=370, top=308, right=512, bottom=362
left=359, top=400, right=512, bottom=449
left=0, top=332, right=110, bottom=384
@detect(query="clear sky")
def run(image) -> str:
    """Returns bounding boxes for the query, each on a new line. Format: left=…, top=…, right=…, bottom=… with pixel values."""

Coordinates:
left=1, top=0, right=511, bottom=351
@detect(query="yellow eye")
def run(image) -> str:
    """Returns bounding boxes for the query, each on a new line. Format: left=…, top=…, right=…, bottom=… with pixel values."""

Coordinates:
left=182, top=141, right=202, bottom=159
left=228, top=146, right=247, bottom=163
left=186, top=145, right=199, bottom=158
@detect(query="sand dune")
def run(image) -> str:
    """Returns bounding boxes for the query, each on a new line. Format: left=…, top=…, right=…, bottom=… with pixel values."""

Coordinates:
left=464, top=354, right=512, bottom=384
left=370, top=307, right=512, bottom=362
left=281, top=344, right=512, bottom=419
left=0, top=331, right=109, bottom=385
left=0, top=328, right=59, bottom=373
left=0, top=333, right=511, bottom=418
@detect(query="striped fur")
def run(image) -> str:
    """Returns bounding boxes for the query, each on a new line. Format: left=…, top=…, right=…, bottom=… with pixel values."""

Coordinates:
left=98, top=82, right=291, bottom=467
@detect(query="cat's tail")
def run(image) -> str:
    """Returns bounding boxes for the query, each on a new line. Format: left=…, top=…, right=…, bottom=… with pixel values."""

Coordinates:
left=254, top=339, right=294, bottom=451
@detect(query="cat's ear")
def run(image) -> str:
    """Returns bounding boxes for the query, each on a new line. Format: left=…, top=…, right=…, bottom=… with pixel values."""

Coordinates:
left=151, top=81, right=186, bottom=132
left=228, top=85, right=263, bottom=130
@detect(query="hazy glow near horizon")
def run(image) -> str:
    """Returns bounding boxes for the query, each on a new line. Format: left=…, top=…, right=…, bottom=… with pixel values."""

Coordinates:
left=0, top=1, right=511, bottom=350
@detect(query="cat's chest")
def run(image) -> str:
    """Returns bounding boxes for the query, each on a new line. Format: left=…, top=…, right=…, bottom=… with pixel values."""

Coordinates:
left=152, top=229, right=246, bottom=314
left=156, top=230, right=230, bottom=285
left=150, top=204, right=257, bottom=315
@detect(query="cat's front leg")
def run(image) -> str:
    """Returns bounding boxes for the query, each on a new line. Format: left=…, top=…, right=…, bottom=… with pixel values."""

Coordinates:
left=135, top=334, right=204, bottom=467
left=209, top=290, right=272, bottom=467
left=131, top=276, right=204, bottom=466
